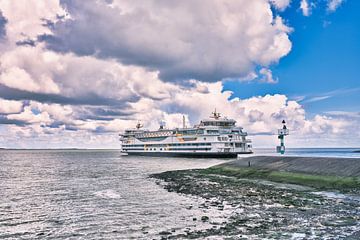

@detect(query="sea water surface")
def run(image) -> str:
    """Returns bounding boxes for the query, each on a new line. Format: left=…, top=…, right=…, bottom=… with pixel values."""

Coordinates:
left=0, top=148, right=359, bottom=239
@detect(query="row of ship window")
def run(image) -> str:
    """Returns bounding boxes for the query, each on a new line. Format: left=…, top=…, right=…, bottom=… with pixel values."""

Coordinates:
left=132, top=129, right=242, bottom=138
left=123, top=143, right=212, bottom=147
left=123, top=148, right=212, bottom=151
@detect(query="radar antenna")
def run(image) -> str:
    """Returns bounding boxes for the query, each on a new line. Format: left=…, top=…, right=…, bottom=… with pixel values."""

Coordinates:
left=211, top=109, right=221, bottom=119
left=136, top=122, right=143, bottom=129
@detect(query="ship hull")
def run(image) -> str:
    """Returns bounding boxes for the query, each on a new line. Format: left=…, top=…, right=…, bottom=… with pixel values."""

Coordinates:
left=123, top=151, right=252, bottom=158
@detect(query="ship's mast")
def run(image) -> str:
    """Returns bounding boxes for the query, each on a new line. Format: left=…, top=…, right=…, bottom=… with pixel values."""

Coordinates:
left=136, top=121, right=143, bottom=129
left=211, top=109, right=221, bottom=119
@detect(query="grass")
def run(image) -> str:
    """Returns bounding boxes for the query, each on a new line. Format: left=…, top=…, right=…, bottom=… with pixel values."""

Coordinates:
left=200, top=166, right=360, bottom=192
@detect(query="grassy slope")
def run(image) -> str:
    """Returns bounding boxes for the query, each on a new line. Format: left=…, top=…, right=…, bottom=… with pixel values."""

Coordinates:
left=200, top=166, right=360, bottom=192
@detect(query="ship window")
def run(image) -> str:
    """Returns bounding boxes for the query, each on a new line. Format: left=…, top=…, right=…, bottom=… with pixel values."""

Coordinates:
left=179, top=130, right=197, bottom=135
left=207, top=130, right=219, bottom=134
left=160, top=148, right=162, bottom=150
left=203, top=137, right=206, bottom=140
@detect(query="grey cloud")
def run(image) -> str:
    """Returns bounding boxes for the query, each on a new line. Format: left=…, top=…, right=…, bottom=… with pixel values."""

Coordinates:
left=0, top=11, right=7, bottom=39
left=73, top=106, right=137, bottom=122
left=90, top=107, right=135, bottom=117
left=65, top=125, right=78, bottom=131
left=47, top=121, right=65, bottom=128
left=78, top=115, right=114, bottom=121
left=0, top=115, right=27, bottom=126
left=16, top=39, right=36, bottom=47
left=0, top=84, right=137, bottom=107
left=93, top=126, right=107, bottom=133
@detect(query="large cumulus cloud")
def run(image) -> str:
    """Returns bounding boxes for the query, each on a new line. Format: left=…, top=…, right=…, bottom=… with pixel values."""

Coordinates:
left=43, top=0, right=292, bottom=82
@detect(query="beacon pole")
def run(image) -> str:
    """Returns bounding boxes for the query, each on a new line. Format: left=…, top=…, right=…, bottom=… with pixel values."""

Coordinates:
left=277, top=120, right=289, bottom=155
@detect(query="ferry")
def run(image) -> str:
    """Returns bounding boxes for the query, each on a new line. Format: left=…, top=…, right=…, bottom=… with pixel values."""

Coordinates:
left=119, top=111, right=253, bottom=158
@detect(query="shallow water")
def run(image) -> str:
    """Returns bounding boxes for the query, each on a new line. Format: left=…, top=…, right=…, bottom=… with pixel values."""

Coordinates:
left=0, top=150, right=227, bottom=239
left=0, top=148, right=359, bottom=239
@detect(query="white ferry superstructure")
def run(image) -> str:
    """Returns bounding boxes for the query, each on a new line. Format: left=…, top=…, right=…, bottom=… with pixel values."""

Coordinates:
left=119, top=111, right=253, bottom=158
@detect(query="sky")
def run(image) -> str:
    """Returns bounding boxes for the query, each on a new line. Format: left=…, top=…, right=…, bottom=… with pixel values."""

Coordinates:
left=0, top=0, right=359, bottom=148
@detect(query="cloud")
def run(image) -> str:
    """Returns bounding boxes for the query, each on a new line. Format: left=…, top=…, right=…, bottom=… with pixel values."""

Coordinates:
left=327, top=0, right=344, bottom=12
left=7, top=105, right=52, bottom=125
left=0, top=10, right=7, bottom=39
left=259, top=68, right=278, bottom=83
left=1, top=80, right=359, bottom=148
left=299, top=0, right=343, bottom=17
left=302, top=95, right=331, bottom=103
left=325, top=111, right=360, bottom=118
left=0, top=45, right=61, bottom=94
left=0, top=83, right=132, bottom=107
left=0, top=44, right=161, bottom=106
left=0, top=115, right=27, bottom=126
left=41, top=0, right=292, bottom=82
left=300, top=0, right=311, bottom=16
left=270, top=0, right=291, bottom=11
left=300, top=88, right=360, bottom=104
left=0, top=0, right=66, bottom=44
left=0, top=98, right=23, bottom=114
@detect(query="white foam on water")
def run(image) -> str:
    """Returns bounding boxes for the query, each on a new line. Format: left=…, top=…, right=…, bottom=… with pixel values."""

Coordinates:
left=291, top=233, right=306, bottom=239
left=94, top=189, right=121, bottom=199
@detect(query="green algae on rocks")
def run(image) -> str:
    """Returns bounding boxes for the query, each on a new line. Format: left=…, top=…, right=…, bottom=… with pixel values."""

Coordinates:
left=201, top=166, right=360, bottom=192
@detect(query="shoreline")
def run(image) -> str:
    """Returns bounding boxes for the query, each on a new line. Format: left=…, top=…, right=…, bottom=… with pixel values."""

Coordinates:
left=150, top=156, right=360, bottom=238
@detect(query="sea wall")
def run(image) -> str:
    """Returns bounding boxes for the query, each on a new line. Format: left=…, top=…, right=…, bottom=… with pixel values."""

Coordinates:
left=219, top=156, right=360, bottom=177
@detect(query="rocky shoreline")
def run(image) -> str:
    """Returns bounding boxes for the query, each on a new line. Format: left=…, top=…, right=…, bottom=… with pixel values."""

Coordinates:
left=150, top=157, right=360, bottom=239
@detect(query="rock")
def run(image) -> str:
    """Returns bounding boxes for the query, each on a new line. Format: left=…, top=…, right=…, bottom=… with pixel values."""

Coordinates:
left=159, top=231, right=172, bottom=235
left=201, top=216, right=209, bottom=222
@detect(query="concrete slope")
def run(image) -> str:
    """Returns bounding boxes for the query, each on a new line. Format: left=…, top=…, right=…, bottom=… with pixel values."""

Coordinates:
left=219, top=156, right=360, bottom=177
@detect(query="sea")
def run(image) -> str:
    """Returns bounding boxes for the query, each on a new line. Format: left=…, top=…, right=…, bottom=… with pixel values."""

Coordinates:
left=0, top=148, right=359, bottom=239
